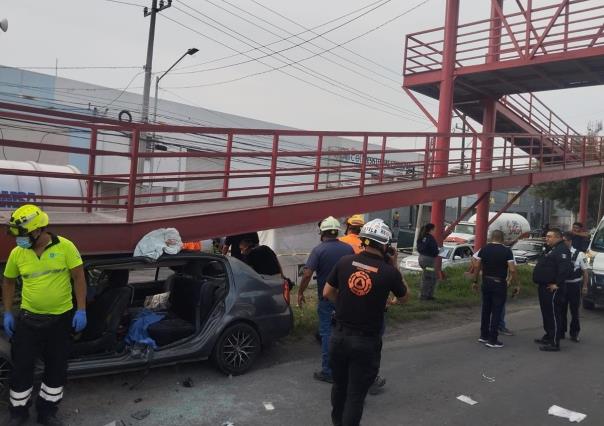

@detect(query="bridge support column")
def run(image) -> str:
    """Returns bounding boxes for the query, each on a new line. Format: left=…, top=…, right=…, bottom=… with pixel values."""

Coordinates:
left=430, top=0, right=459, bottom=245
left=475, top=101, right=496, bottom=251
left=474, top=0, right=503, bottom=251
left=579, top=177, right=589, bottom=225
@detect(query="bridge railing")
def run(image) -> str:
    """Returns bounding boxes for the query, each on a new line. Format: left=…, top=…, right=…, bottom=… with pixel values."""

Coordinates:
left=404, top=0, right=604, bottom=75
left=0, top=102, right=602, bottom=223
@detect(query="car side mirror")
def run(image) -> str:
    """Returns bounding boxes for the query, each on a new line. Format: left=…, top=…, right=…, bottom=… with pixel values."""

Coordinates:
left=453, top=255, right=462, bottom=260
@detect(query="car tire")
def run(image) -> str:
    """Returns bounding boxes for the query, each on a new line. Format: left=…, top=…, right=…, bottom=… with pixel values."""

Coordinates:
left=583, top=299, right=595, bottom=310
left=0, top=355, right=11, bottom=399
left=212, top=322, right=261, bottom=376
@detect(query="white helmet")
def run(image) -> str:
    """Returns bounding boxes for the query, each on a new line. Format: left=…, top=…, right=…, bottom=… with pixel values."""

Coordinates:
left=359, top=219, right=392, bottom=245
left=319, top=216, right=341, bottom=233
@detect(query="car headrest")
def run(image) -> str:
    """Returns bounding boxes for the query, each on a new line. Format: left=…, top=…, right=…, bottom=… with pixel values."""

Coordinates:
left=202, top=261, right=225, bottom=277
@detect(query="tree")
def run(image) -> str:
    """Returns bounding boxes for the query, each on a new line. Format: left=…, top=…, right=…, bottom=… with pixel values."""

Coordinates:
left=532, top=121, right=603, bottom=227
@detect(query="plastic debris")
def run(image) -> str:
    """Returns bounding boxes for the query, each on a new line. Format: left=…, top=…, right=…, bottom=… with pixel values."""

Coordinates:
left=548, top=405, right=587, bottom=423
left=103, top=421, right=125, bottom=426
left=481, top=373, right=495, bottom=382
left=182, top=377, right=194, bottom=388
left=457, top=395, right=478, bottom=405
left=131, top=409, right=151, bottom=420
left=222, top=422, right=235, bottom=426
left=263, top=402, right=275, bottom=411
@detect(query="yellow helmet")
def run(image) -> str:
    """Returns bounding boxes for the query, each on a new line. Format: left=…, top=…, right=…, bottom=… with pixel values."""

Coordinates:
left=7, top=204, right=49, bottom=236
left=346, top=214, right=365, bottom=227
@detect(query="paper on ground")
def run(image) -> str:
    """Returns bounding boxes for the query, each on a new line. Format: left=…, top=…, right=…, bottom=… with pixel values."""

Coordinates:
left=263, top=402, right=275, bottom=411
left=548, top=405, right=586, bottom=423
left=457, top=395, right=478, bottom=405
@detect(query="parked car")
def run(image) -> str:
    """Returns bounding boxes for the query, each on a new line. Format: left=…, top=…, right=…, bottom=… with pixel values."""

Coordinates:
left=400, top=243, right=474, bottom=272
left=0, top=252, right=293, bottom=396
left=511, top=238, right=546, bottom=264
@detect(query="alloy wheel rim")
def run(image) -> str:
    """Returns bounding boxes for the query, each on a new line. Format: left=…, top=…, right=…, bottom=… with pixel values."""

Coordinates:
left=223, top=330, right=257, bottom=369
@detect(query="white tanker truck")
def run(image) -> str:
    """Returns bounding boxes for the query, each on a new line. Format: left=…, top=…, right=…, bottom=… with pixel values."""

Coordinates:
left=445, top=212, right=531, bottom=246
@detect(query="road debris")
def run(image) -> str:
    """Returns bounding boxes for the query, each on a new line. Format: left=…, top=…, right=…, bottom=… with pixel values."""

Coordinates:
left=182, top=377, right=194, bottom=388
left=222, top=422, right=235, bottom=426
left=103, top=421, right=125, bottom=426
left=134, top=398, right=143, bottom=404
left=481, top=373, right=495, bottom=383
left=548, top=405, right=586, bottom=423
left=456, top=395, right=478, bottom=405
left=131, top=409, right=151, bottom=420
left=263, top=402, right=275, bottom=411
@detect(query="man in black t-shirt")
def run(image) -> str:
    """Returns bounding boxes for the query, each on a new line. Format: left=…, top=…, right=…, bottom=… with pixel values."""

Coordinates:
left=239, top=239, right=282, bottom=276
left=470, top=230, right=518, bottom=348
left=222, top=232, right=259, bottom=260
left=323, top=219, right=408, bottom=426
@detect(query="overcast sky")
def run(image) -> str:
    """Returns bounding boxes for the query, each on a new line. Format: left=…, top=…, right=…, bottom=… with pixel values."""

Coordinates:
left=1, top=0, right=602, bottom=133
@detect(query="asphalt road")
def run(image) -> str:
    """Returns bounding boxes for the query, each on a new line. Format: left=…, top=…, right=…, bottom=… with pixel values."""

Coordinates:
left=5, top=304, right=604, bottom=425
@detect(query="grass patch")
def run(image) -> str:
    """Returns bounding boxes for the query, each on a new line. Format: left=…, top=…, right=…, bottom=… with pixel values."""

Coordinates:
left=289, top=264, right=537, bottom=339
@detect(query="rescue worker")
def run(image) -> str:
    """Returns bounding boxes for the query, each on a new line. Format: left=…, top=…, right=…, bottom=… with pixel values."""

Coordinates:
left=417, top=223, right=439, bottom=300
left=532, top=228, right=573, bottom=352
left=323, top=219, right=408, bottom=426
left=561, top=231, right=589, bottom=342
left=470, top=230, right=519, bottom=348
left=339, top=214, right=365, bottom=254
left=298, top=216, right=354, bottom=383
left=2, top=204, right=87, bottom=426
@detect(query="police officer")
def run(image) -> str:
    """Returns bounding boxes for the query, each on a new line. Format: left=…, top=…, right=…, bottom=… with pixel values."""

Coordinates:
left=323, top=219, right=408, bottom=426
left=3, top=205, right=87, bottom=426
left=561, top=231, right=589, bottom=342
left=532, top=228, right=572, bottom=352
left=298, top=216, right=354, bottom=383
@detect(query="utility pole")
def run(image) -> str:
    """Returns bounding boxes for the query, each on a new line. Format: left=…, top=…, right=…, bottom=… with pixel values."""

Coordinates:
left=141, top=0, right=172, bottom=123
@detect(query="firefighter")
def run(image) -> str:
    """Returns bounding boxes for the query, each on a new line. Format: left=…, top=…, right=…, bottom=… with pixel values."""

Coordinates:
left=323, top=219, right=408, bottom=426
left=3, top=204, right=87, bottom=426
left=532, top=228, right=573, bottom=352
left=339, top=214, right=365, bottom=254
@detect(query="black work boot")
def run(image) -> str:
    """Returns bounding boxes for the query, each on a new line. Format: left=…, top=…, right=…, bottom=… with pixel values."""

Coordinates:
left=37, top=411, right=64, bottom=426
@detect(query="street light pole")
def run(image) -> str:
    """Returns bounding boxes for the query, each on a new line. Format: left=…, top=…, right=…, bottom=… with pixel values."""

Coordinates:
left=153, top=48, right=199, bottom=123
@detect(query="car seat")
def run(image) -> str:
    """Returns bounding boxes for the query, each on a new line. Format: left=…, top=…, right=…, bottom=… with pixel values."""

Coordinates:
left=71, top=287, right=131, bottom=357
left=146, top=274, right=201, bottom=346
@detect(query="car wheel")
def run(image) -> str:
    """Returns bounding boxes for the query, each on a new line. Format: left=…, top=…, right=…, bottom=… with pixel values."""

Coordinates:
left=0, top=355, right=11, bottom=398
left=212, top=323, right=261, bottom=376
left=583, top=299, right=595, bottom=310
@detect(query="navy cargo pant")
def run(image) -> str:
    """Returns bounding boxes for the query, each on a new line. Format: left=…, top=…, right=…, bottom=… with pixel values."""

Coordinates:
left=480, top=276, right=507, bottom=342
left=9, top=310, right=71, bottom=419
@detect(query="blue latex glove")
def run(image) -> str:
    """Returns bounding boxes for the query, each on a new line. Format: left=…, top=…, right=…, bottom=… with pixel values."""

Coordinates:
left=72, top=309, right=87, bottom=333
left=3, top=312, right=15, bottom=338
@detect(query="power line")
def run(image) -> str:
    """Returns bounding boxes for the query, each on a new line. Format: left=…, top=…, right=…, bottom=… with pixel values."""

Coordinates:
left=103, top=0, right=147, bottom=9
left=167, top=0, right=394, bottom=75
left=247, top=0, right=401, bottom=77
left=193, top=0, right=424, bottom=118
left=0, top=64, right=142, bottom=71
left=172, top=0, right=390, bottom=72
left=161, top=7, right=429, bottom=123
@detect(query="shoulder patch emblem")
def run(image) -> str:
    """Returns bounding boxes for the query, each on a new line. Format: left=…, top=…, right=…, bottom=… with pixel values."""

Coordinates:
left=561, top=254, right=567, bottom=259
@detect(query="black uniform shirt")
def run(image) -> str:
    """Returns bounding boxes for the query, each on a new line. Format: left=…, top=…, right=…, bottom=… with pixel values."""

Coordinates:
left=475, top=243, right=514, bottom=281
left=417, top=234, right=439, bottom=257
left=532, top=240, right=572, bottom=286
left=326, top=251, right=406, bottom=335
left=225, top=232, right=259, bottom=260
